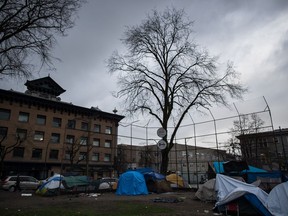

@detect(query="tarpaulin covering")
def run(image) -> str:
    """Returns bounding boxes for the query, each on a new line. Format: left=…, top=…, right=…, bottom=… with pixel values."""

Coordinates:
left=213, top=161, right=267, bottom=174
left=195, top=178, right=216, bottom=201
left=215, top=174, right=272, bottom=216
left=63, top=176, right=90, bottom=188
left=265, top=181, right=288, bottom=216
left=166, top=174, right=185, bottom=188
left=36, top=174, right=64, bottom=196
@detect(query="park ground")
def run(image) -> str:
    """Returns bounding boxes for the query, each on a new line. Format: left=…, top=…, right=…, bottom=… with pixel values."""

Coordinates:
left=0, top=189, right=218, bottom=216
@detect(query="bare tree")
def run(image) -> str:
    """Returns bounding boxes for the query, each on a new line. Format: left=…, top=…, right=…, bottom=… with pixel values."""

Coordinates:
left=108, top=8, right=246, bottom=174
left=0, top=127, right=32, bottom=176
left=228, top=113, right=265, bottom=159
left=0, top=0, right=84, bottom=79
left=65, top=136, right=92, bottom=174
left=232, top=113, right=265, bottom=135
left=138, top=146, right=156, bottom=168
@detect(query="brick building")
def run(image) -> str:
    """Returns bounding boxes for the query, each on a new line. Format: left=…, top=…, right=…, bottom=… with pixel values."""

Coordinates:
left=0, top=76, right=124, bottom=180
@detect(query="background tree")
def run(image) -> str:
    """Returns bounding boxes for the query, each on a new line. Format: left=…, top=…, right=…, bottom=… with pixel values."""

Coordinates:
left=228, top=113, right=265, bottom=159
left=108, top=8, right=246, bottom=174
left=65, top=136, right=93, bottom=175
left=138, top=146, right=156, bottom=168
left=0, top=127, right=32, bottom=177
left=0, top=0, right=84, bottom=79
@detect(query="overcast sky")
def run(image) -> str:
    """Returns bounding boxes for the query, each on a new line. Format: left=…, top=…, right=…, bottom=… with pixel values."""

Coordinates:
left=1, top=0, right=288, bottom=138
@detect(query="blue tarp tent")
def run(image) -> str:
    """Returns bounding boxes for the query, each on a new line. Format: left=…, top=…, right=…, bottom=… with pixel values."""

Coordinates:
left=213, top=161, right=268, bottom=174
left=116, top=171, right=148, bottom=196
left=212, top=162, right=284, bottom=184
left=133, top=168, right=165, bottom=182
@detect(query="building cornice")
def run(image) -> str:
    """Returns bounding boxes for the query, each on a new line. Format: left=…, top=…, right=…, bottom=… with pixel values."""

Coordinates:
left=0, top=89, right=125, bottom=122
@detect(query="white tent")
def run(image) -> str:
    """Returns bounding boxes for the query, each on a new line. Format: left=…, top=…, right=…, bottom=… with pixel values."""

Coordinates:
left=36, top=174, right=64, bottom=196
left=195, top=179, right=216, bottom=201
left=265, top=181, right=288, bottom=216
left=215, top=174, right=272, bottom=216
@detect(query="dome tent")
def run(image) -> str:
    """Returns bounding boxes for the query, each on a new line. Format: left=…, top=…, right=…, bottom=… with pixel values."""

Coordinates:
left=116, top=171, right=148, bottom=196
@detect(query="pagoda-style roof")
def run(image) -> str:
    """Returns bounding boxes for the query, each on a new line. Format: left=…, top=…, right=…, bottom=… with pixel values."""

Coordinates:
left=25, top=76, right=66, bottom=96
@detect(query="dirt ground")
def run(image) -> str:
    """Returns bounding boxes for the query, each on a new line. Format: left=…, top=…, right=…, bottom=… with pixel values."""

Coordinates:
left=0, top=189, right=217, bottom=216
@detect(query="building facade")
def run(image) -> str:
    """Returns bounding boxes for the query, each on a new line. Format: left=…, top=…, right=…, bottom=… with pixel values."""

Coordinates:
left=0, top=77, right=124, bottom=180
left=237, top=128, right=288, bottom=172
left=117, top=142, right=232, bottom=184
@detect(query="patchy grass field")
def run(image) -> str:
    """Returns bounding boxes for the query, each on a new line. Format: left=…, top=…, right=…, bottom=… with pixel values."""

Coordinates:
left=0, top=190, right=215, bottom=216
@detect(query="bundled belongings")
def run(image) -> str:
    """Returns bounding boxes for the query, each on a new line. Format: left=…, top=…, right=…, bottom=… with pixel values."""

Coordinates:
left=116, top=171, right=148, bottom=195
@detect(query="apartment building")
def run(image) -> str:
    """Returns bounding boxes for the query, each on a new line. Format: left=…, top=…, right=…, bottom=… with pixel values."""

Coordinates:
left=0, top=76, right=124, bottom=180
left=237, top=128, right=288, bottom=171
left=117, top=143, right=232, bottom=184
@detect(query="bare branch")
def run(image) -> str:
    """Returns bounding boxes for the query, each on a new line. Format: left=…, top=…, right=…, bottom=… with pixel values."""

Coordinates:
left=0, top=0, right=85, bottom=79
left=108, top=7, right=246, bottom=174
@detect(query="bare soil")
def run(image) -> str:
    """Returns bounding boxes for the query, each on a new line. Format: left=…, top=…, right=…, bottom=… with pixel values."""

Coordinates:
left=0, top=189, right=216, bottom=215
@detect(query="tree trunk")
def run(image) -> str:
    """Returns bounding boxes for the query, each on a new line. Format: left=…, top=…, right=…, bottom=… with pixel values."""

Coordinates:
left=160, top=149, right=169, bottom=174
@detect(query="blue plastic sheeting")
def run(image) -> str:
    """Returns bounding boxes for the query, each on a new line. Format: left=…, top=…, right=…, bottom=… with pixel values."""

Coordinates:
left=133, top=168, right=154, bottom=174
left=133, top=168, right=165, bottom=181
left=246, top=171, right=282, bottom=183
left=143, top=172, right=165, bottom=181
left=244, top=193, right=272, bottom=216
left=116, top=171, right=148, bottom=196
left=213, top=161, right=267, bottom=174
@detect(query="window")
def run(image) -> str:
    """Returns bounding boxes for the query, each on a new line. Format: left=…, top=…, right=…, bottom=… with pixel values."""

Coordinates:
left=81, top=122, right=88, bottom=131
left=32, top=148, right=42, bottom=159
left=79, top=152, right=86, bottom=160
left=34, top=131, right=44, bottom=141
left=92, top=153, right=99, bottom=161
left=104, top=140, right=111, bottom=148
left=36, top=115, right=46, bottom=125
left=49, top=149, right=59, bottom=159
left=67, top=120, right=76, bottom=129
left=105, top=126, right=112, bottom=134
left=104, top=154, right=111, bottom=162
left=16, top=128, right=27, bottom=141
left=80, top=136, right=88, bottom=145
left=18, top=112, right=29, bottom=122
left=65, top=151, right=71, bottom=160
left=93, top=124, right=101, bottom=133
left=52, top=117, right=62, bottom=127
left=0, top=127, right=8, bottom=140
left=51, top=133, right=60, bottom=143
left=0, top=108, right=10, bottom=120
left=263, top=138, right=268, bottom=147
left=93, top=138, right=100, bottom=146
left=13, top=147, right=24, bottom=157
left=66, top=135, right=75, bottom=144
